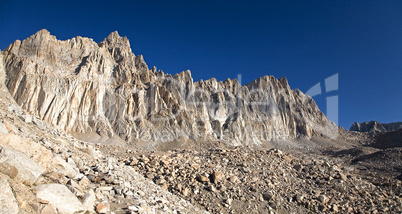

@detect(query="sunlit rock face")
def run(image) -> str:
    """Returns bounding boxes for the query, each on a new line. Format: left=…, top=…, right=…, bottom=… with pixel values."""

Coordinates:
left=1, top=30, right=338, bottom=146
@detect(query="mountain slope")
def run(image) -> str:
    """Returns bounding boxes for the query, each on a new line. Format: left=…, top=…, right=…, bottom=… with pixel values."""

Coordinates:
left=2, top=29, right=338, bottom=148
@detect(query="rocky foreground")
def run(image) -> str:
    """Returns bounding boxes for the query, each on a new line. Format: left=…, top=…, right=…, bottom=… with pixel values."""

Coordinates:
left=99, top=145, right=402, bottom=213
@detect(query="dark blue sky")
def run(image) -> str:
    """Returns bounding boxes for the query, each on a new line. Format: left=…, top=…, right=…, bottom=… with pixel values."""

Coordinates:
left=1, top=0, right=401, bottom=128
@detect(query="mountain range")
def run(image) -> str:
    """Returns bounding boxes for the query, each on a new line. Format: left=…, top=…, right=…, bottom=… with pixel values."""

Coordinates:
left=1, top=29, right=339, bottom=149
left=0, top=30, right=401, bottom=213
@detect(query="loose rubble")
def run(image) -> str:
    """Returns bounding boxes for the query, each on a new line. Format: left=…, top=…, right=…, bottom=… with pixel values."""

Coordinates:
left=100, top=146, right=402, bottom=213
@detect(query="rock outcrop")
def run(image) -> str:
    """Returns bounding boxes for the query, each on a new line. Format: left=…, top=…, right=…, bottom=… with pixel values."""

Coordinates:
left=1, top=29, right=338, bottom=147
left=350, top=121, right=402, bottom=133
left=0, top=79, right=207, bottom=213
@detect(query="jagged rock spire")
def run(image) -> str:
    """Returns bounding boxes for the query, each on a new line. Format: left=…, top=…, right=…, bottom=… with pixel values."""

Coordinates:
left=100, top=31, right=130, bottom=48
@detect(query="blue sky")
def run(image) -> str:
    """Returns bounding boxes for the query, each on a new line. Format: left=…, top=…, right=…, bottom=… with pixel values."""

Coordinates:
left=1, top=0, right=401, bottom=129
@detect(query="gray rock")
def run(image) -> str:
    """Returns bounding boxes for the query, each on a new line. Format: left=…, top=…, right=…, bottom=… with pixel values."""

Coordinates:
left=66, top=179, right=85, bottom=197
left=0, top=146, right=44, bottom=186
left=318, top=195, right=328, bottom=204
left=52, top=155, right=80, bottom=179
left=114, top=186, right=123, bottom=195
left=262, top=192, right=274, bottom=201
left=0, top=177, right=19, bottom=214
left=1, top=30, right=339, bottom=148
left=18, top=115, right=32, bottom=123
left=82, top=189, right=96, bottom=212
left=36, top=183, right=85, bottom=214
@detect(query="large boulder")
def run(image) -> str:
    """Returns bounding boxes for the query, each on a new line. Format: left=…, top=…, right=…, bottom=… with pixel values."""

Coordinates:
left=36, top=183, right=86, bottom=214
left=0, top=176, right=19, bottom=214
left=0, top=146, right=44, bottom=186
left=0, top=133, right=53, bottom=170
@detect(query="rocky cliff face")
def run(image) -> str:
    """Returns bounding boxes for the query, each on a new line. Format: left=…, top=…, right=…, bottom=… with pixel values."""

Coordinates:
left=1, top=29, right=338, bottom=147
left=350, top=121, right=402, bottom=133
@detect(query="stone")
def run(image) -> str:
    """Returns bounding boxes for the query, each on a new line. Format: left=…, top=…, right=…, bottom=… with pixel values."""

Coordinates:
left=19, top=115, right=32, bottom=123
left=295, top=194, right=304, bottom=202
left=211, top=171, right=225, bottom=184
left=198, top=175, right=209, bottom=182
left=177, top=183, right=183, bottom=192
left=52, top=155, right=79, bottom=179
left=128, top=205, right=139, bottom=211
left=339, top=173, right=348, bottom=181
left=79, top=176, right=91, bottom=188
left=146, top=173, right=155, bottom=180
left=129, top=158, right=139, bottom=166
left=161, top=183, right=168, bottom=190
left=137, top=190, right=145, bottom=196
left=36, top=184, right=85, bottom=214
left=0, top=146, right=44, bottom=186
left=99, top=186, right=113, bottom=191
left=207, top=185, right=216, bottom=192
left=229, top=176, right=240, bottom=183
left=262, top=192, right=274, bottom=201
left=182, top=188, right=190, bottom=197
left=82, top=189, right=96, bottom=212
left=95, top=191, right=105, bottom=200
left=66, top=179, right=85, bottom=197
left=114, top=186, right=123, bottom=195
left=318, top=195, right=328, bottom=204
left=40, top=204, right=58, bottom=214
left=0, top=177, right=19, bottom=214
left=282, top=155, right=292, bottom=163
left=332, top=204, right=339, bottom=212
left=155, top=178, right=166, bottom=185
left=103, top=175, right=114, bottom=184
left=293, top=164, right=303, bottom=172
left=96, top=201, right=109, bottom=214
